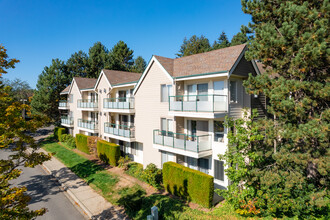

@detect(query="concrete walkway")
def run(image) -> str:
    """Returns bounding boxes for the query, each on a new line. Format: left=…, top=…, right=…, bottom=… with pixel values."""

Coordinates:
left=30, top=127, right=128, bottom=220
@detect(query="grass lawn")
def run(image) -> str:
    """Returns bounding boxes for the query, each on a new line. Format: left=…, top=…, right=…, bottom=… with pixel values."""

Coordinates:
left=41, top=138, right=265, bottom=220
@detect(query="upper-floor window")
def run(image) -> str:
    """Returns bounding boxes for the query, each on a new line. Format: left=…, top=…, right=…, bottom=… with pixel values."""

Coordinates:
left=187, top=83, right=208, bottom=101
left=161, top=118, right=173, bottom=136
left=230, top=81, right=237, bottom=102
left=214, top=121, right=224, bottom=142
left=161, top=84, right=172, bottom=102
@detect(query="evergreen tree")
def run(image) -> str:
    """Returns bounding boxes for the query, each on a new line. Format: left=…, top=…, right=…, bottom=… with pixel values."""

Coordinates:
left=212, top=31, right=230, bottom=49
left=231, top=25, right=253, bottom=46
left=219, top=0, right=329, bottom=218
left=31, top=59, right=70, bottom=123
left=86, top=42, right=109, bottom=78
left=108, top=40, right=134, bottom=71
left=176, top=35, right=211, bottom=57
left=131, top=56, right=146, bottom=73
left=66, top=50, right=88, bottom=78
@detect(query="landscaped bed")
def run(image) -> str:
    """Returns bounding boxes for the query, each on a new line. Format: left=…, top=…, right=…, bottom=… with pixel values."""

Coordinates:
left=41, top=137, right=262, bottom=220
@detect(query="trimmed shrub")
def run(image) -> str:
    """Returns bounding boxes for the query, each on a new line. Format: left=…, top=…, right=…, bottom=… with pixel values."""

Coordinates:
left=87, top=136, right=100, bottom=154
left=75, top=134, right=89, bottom=154
left=126, top=162, right=144, bottom=180
left=141, top=163, right=162, bottom=188
left=61, top=134, right=76, bottom=149
left=96, top=140, right=120, bottom=166
left=54, top=127, right=60, bottom=140
left=163, top=161, right=214, bottom=208
left=58, top=128, right=66, bottom=142
left=118, top=155, right=131, bottom=170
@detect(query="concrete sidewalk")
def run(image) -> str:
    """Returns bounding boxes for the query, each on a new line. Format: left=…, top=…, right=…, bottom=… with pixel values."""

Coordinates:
left=35, top=147, right=127, bottom=220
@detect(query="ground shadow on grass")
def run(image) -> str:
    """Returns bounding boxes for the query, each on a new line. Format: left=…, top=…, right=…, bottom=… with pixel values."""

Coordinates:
left=69, top=160, right=103, bottom=179
left=117, top=189, right=186, bottom=220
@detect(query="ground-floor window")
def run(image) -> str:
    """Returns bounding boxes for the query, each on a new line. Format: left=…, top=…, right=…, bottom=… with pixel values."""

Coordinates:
left=186, top=157, right=209, bottom=174
left=214, top=160, right=224, bottom=181
left=161, top=151, right=174, bottom=168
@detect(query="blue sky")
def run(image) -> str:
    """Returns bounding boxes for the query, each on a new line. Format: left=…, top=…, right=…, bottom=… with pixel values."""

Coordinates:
left=1, top=0, right=251, bottom=88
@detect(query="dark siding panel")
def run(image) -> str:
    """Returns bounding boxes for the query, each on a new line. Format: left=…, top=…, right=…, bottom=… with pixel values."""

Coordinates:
left=232, top=56, right=257, bottom=77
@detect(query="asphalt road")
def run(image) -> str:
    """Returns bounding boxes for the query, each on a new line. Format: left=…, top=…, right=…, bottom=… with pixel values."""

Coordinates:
left=1, top=130, right=85, bottom=220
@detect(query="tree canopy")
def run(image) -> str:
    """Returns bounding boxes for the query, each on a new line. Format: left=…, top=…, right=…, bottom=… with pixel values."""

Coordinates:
left=230, top=25, right=253, bottom=46
left=131, top=56, right=147, bottom=73
left=219, top=0, right=329, bottom=218
left=86, top=42, right=109, bottom=78
left=108, top=40, right=134, bottom=71
left=2, top=78, right=33, bottom=102
left=176, top=35, right=211, bottom=57
left=31, top=59, right=70, bottom=123
left=213, top=31, right=230, bottom=49
left=0, top=45, right=51, bottom=219
left=66, top=50, right=88, bottom=78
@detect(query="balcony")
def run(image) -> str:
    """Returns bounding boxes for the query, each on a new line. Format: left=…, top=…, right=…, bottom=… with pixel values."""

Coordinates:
left=153, top=129, right=212, bottom=158
left=77, top=99, right=98, bottom=111
left=78, top=119, right=98, bottom=133
left=103, top=97, right=135, bottom=113
left=104, top=122, right=135, bottom=142
left=61, top=116, right=74, bottom=127
left=58, top=100, right=69, bottom=109
left=169, top=94, right=228, bottom=118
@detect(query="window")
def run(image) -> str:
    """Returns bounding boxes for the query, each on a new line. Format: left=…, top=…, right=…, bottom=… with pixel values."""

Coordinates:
left=197, top=83, right=208, bottom=101
left=214, top=160, right=224, bottom=181
left=161, top=84, right=172, bottom=102
left=230, top=81, right=237, bottom=102
left=214, top=121, right=224, bottom=142
left=187, top=157, right=198, bottom=170
left=131, top=143, right=136, bottom=156
left=198, top=158, right=209, bottom=174
left=161, top=151, right=174, bottom=168
left=118, top=90, right=127, bottom=102
left=161, top=118, right=173, bottom=136
left=214, top=81, right=225, bottom=95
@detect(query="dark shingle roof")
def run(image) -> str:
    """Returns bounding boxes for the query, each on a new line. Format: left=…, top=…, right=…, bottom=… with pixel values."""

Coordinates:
left=102, top=70, right=142, bottom=86
left=155, top=44, right=246, bottom=78
left=74, top=77, right=97, bottom=90
left=60, top=85, right=70, bottom=94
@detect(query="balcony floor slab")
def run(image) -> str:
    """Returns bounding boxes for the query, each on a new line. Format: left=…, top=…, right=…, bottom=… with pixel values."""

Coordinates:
left=103, top=133, right=135, bottom=142
left=153, top=144, right=212, bottom=159
left=168, top=111, right=227, bottom=119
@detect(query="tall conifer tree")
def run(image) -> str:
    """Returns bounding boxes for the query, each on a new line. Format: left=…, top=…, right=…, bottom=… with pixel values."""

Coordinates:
left=219, top=0, right=329, bottom=218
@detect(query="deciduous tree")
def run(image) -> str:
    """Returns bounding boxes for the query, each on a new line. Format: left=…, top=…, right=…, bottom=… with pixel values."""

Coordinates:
left=0, top=45, right=51, bottom=219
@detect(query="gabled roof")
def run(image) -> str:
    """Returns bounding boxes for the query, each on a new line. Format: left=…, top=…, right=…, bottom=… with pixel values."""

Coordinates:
left=74, top=77, right=97, bottom=90
left=102, top=69, right=142, bottom=86
left=60, top=85, right=70, bottom=94
left=155, top=44, right=246, bottom=78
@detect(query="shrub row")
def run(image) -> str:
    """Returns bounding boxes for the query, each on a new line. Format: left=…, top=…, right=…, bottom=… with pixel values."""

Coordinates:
left=75, top=134, right=89, bottom=154
left=163, top=161, right=214, bottom=208
left=96, top=140, right=120, bottom=166
left=60, top=134, right=76, bottom=149
left=126, top=162, right=162, bottom=188
left=54, top=127, right=65, bottom=141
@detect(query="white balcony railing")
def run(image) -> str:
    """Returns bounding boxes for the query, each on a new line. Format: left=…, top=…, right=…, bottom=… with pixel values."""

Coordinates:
left=61, top=116, right=73, bottom=125
left=77, top=99, right=98, bottom=109
left=169, top=94, right=227, bottom=112
left=78, top=119, right=98, bottom=130
left=153, top=129, right=211, bottom=152
left=59, top=100, right=68, bottom=108
left=103, top=97, right=134, bottom=109
left=104, top=122, right=135, bottom=138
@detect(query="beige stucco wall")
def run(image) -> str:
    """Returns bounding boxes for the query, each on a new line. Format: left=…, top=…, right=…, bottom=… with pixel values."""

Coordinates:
left=95, top=74, right=111, bottom=139
left=134, top=61, right=174, bottom=168
left=67, top=80, right=82, bottom=137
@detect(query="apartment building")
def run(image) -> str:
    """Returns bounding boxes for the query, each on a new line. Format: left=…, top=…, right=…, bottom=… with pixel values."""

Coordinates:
left=59, top=44, right=264, bottom=189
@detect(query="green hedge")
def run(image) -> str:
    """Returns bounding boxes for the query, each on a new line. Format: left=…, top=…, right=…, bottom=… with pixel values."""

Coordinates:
left=97, top=140, right=120, bottom=166
left=163, top=161, right=214, bottom=208
left=54, top=127, right=60, bottom=140
left=58, top=128, right=66, bottom=142
left=75, top=134, right=89, bottom=154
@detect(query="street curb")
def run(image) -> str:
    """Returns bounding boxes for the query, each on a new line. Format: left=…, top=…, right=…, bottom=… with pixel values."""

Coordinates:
left=27, top=148, right=93, bottom=219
